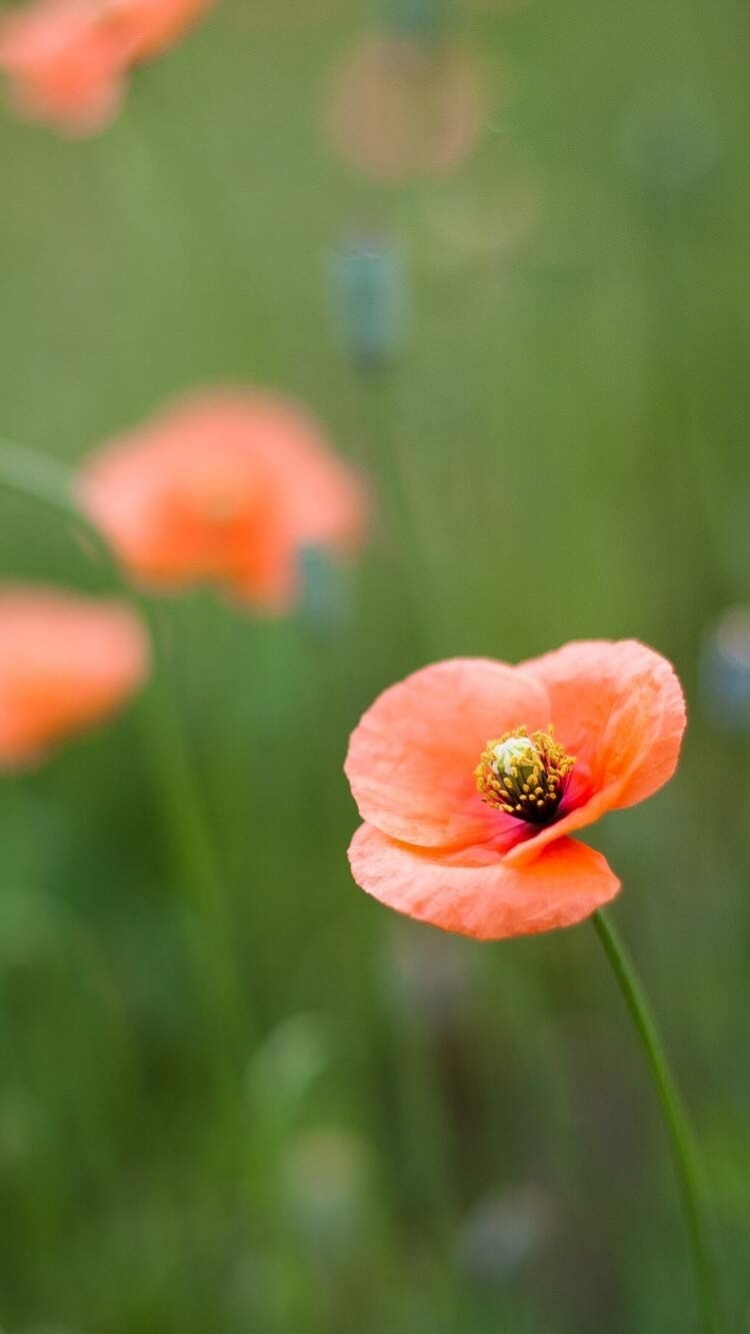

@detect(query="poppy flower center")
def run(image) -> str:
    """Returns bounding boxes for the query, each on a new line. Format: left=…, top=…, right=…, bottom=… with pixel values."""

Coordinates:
left=475, top=726, right=575, bottom=824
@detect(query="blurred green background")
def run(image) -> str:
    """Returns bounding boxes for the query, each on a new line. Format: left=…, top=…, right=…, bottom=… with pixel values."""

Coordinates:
left=1, top=0, right=749, bottom=1329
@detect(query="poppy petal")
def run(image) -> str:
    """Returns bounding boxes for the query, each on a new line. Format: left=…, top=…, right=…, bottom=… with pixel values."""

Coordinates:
left=233, top=395, right=369, bottom=560
left=348, top=823, right=621, bottom=940
left=501, top=641, right=686, bottom=868
left=345, top=658, right=551, bottom=849
left=0, top=587, right=150, bottom=766
left=501, top=639, right=686, bottom=867
left=522, top=639, right=685, bottom=807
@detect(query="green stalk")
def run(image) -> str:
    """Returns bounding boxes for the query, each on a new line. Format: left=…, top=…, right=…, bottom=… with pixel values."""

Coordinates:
left=592, top=908, right=720, bottom=1334
left=0, top=436, right=247, bottom=1073
left=137, top=610, right=247, bottom=1068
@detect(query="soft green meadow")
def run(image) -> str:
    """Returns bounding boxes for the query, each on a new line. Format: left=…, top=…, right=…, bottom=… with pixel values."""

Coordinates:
left=0, top=1, right=749, bottom=1330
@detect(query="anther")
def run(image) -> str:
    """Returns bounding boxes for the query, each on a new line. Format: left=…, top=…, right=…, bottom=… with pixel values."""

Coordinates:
left=474, top=726, right=575, bottom=825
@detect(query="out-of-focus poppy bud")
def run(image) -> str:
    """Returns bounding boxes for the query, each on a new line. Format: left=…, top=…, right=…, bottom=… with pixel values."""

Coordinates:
left=328, top=238, right=408, bottom=371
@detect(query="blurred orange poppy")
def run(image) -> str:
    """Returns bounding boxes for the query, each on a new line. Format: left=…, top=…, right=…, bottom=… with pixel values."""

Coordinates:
left=345, top=641, right=686, bottom=939
left=0, top=0, right=214, bottom=135
left=77, top=389, right=369, bottom=614
left=0, top=586, right=150, bottom=767
left=0, top=0, right=125, bottom=135
left=98, top=0, right=214, bottom=61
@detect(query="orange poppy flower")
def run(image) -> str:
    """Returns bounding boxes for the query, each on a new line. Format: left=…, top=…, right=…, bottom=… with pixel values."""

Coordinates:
left=0, top=585, right=150, bottom=767
left=0, top=0, right=214, bottom=135
left=97, top=0, right=214, bottom=62
left=0, top=0, right=125, bottom=136
left=76, top=389, right=369, bottom=614
left=345, top=641, right=686, bottom=939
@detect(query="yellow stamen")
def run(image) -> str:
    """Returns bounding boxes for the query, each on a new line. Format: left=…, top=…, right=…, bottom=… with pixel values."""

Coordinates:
left=474, top=725, right=575, bottom=825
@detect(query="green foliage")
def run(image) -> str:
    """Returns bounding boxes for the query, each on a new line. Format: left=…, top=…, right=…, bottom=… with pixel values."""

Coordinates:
left=0, top=0, right=749, bottom=1329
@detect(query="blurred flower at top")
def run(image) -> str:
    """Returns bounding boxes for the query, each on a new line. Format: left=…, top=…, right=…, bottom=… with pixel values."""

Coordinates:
left=0, top=586, right=150, bottom=769
left=0, top=0, right=125, bottom=135
left=322, top=27, right=486, bottom=183
left=0, top=0, right=214, bottom=136
left=77, top=389, right=369, bottom=615
left=98, top=0, right=214, bottom=60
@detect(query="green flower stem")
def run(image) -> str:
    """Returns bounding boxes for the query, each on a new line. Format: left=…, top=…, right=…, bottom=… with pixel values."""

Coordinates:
left=592, top=908, right=720, bottom=1334
left=0, top=436, right=247, bottom=1074
left=135, top=613, right=248, bottom=1070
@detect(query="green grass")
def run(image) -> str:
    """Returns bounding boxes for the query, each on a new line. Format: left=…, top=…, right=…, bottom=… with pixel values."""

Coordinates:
left=0, top=0, right=749, bottom=1329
